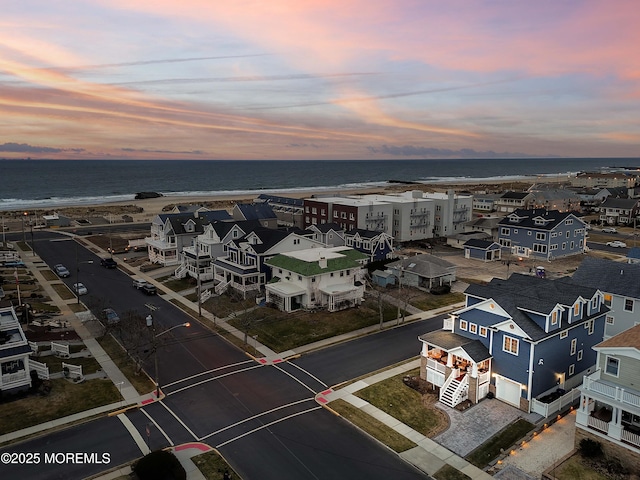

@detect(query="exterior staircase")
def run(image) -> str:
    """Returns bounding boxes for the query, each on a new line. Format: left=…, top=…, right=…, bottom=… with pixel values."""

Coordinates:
left=174, top=264, right=187, bottom=279
left=439, top=372, right=469, bottom=408
left=214, top=278, right=231, bottom=295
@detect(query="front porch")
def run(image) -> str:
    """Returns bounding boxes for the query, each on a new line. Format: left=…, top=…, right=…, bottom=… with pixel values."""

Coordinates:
left=419, top=335, right=492, bottom=409
left=576, top=370, right=640, bottom=452
left=212, top=258, right=264, bottom=298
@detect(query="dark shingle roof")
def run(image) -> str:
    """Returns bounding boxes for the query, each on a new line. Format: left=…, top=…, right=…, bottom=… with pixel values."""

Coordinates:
left=236, top=203, right=277, bottom=220
left=419, top=331, right=491, bottom=362
left=600, top=197, right=638, bottom=209
left=345, top=228, right=382, bottom=239
left=464, top=273, right=603, bottom=341
left=570, top=257, right=640, bottom=298
left=313, top=222, right=344, bottom=233
left=497, top=208, right=579, bottom=231
left=256, top=194, right=304, bottom=207
left=463, top=239, right=499, bottom=249
left=500, top=191, right=531, bottom=199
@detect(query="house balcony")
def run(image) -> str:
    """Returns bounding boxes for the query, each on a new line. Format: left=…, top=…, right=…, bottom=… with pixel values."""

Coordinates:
left=1, top=369, right=28, bottom=388
left=581, top=370, right=640, bottom=410
left=146, top=237, right=176, bottom=250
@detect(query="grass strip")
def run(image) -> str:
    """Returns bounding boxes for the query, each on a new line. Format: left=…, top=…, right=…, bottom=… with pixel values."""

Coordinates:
left=97, top=334, right=155, bottom=394
left=330, top=399, right=416, bottom=453
left=465, top=418, right=534, bottom=468
left=192, top=450, right=241, bottom=479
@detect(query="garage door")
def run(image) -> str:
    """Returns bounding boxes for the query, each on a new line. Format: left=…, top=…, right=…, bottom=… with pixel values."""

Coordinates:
left=495, top=376, right=521, bottom=407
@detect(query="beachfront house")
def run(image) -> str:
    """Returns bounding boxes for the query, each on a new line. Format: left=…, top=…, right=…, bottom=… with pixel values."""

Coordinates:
left=212, top=227, right=324, bottom=298
left=0, top=306, right=34, bottom=394
left=419, top=274, right=607, bottom=413
left=175, top=220, right=261, bottom=281
left=575, top=324, right=640, bottom=469
left=265, top=246, right=367, bottom=312
left=344, top=228, right=394, bottom=262
left=306, top=223, right=345, bottom=247
left=255, top=194, right=305, bottom=228
left=497, top=208, right=587, bottom=260
left=570, top=257, right=640, bottom=339
left=495, top=191, right=535, bottom=213
left=147, top=210, right=232, bottom=266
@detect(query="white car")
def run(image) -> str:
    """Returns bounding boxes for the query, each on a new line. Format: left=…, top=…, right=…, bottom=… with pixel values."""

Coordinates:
left=132, top=278, right=148, bottom=289
left=72, top=282, right=88, bottom=295
left=606, top=241, right=627, bottom=248
left=602, top=227, right=618, bottom=234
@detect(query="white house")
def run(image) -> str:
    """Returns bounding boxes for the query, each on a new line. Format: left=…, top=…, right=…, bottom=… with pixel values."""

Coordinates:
left=265, top=246, right=368, bottom=312
left=0, top=306, right=33, bottom=394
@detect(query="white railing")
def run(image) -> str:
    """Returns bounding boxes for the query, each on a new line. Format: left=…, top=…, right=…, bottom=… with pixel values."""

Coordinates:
left=450, top=375, right=469, bottom=406
left=1, top=370, right=27, bottom=384
left=478, top=371, right=490, bottom=385
left=0, top=251, right=20, bottom=262
left=51, top=342, right=70, bottom=358
left=531, top=388, right=581, bottom=418
left=426, top=357, right=447, bottom=374
left=62, top=362, right=83, bottom=381
left=622, top=429, right=640, bottom=448
left=583, top=373, right=640, bottom=409
left=174, top=264, right=187, bottom=278
left=588, top=416, right=610, bottom=433
left=215, top=279, right=231, bottom=294
left=200, top=289, right=212, bottom=303
left=29, top=359, right=49, bottom=380
left=443, top=317, right=454, bottom=331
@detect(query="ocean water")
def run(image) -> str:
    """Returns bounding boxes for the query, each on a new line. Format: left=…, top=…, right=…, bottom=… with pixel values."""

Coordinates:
left=1, top=158, right=638, bottom=211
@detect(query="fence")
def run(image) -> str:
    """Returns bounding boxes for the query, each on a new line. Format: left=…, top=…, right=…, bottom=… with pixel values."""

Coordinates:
left=51, top=342, right=70, bottom=358
left=531, top=388, right=581, bottom=418
left=29, top=359, right=50, bottom=380
left=62, top=363, right=83, bottom=381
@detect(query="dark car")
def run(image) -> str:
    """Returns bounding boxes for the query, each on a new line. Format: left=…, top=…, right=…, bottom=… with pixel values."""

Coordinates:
left=101, top=308, right=120, bottom=325
left=100, top=257, right=117, bottom=268
left=142, top=283, right=157, bottom=295
left=430, top=284, right=451, bottom=295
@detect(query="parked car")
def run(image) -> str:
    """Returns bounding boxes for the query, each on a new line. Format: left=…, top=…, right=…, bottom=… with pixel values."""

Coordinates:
left=132, top=278, right=147, bottom=289
left=100, top=257, right=117, bottom=268
left=101, top=308, right=120, bottom=325
left=142, top=283, right=157, bottom=295
left=602, top=227, right=618, bottom=234
left=72, top=282, right=88, bottom=295
left=606, top=241, right=627, bottom=248
left=54, top=264, right=71, bottom=278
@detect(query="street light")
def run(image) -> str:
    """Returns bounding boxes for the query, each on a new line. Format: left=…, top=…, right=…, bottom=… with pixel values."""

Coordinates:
left=145, top=315, right=190, bottom=398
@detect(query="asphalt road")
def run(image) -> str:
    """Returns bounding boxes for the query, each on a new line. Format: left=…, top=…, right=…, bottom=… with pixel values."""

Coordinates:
left=2, top=231, right=431, bottom=479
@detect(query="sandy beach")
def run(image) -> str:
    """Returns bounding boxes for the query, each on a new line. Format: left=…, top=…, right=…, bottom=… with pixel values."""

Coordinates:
left=2, top=177, right=561, bottom=225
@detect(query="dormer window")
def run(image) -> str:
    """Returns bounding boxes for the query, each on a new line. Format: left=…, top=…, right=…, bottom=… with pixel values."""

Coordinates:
left=551, top=311, right=558, bottom=326
left=573, top=303, right=581, bottom=317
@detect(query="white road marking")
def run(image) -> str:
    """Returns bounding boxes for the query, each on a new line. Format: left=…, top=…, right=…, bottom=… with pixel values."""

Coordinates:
left=166, top=364, right=263, bottom=396
left=117, top=413, right=150, bottom=455
left=163, top=360, right=255, bottom=388
left=158, top=400, right=199, bottom=440
left=287, top=362, right=328, bottom=388
left=199, top=398, right=316, bottom=441
left=215, top=406, right=322, bottom=448
left=140, top=408, right=174, bottom=446
left=273, top=364, right=319, bottom=395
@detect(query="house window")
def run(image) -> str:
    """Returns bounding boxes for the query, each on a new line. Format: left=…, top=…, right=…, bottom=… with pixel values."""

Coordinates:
left=551, top=311, right=558, bottom=326
left=560, top=330, right=568, bottom=339
left=536, top=232, right=546, bottom=241
left=570, top=338, right=577, bottom=355
left=460, top=320, right=468, bottom=331
left=479, top=326, right=487, bottom=337
left=469, top=323, right=477, bottom=334
left=585, top=319, right=594, bottom=335
left=312, top=277, right=316, bottom=283
left=625, top=298, right=634, bottom=312
left=298, top=275, right=302, bottom=280
left=533, top=244, right=547, bottom=253
left=503, top=336, right=519, bottom=355
left=569, top=364, right=575, bottom=376
left=501, top=227, right=510, bottom=236
left=606, top=315, right=614, bottom=325
left=604, top=294, right=612, bottom=306
left=605, top=356, right=619, bottom=377
left=573, top=303, right=580, bottom=317
left=577, top=350, right=583, bottom=361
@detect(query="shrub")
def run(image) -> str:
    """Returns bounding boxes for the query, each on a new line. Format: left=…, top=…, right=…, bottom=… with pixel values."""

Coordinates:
left=134, top=450, right=186, bottom=480
left=578, top=437, right=602, bottom=458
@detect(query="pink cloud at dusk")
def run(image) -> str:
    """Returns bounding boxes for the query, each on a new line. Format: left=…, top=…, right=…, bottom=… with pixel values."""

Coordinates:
left=0, top=0, right=639, bottom=159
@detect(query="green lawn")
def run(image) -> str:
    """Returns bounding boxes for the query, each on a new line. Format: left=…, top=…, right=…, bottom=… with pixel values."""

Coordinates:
left=433, top=464, right=471, bottom=480
left=330, top=399, right=417, bottom=452
left=0, top=378, right=120, bottom=435
left=227, top=300, right=401, bottom=353
left=192, top=450, right=241, bottom=479
left=36, top=354, right=102, bottom=375
left=354, top=369, right=448, bottom=437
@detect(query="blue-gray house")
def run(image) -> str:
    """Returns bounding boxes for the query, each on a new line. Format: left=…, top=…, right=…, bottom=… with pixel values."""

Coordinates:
left=419, top=274, right=607, bottom=412
left=344, top=228, right=393, bottom=262
left=463, top=239, right=502, bottom=262
left=497, top=208, right=587, bottom=260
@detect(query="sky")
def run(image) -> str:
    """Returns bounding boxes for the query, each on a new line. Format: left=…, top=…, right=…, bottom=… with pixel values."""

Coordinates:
left=1, top=1, right=640, bottom=160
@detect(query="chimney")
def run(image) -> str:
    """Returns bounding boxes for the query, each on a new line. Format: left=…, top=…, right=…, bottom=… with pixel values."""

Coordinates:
left=319, top=257, right=327, bottom=269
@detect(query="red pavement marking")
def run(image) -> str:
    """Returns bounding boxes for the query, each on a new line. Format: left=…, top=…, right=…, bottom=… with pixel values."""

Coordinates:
left=175, top=443, right=211, bottom=452
left=272, top=358, right=282, bottom=363
left=141, top=398, right=154, bottom=405
left=259, top=358, right=267, bottom=364
left=317, top=397, right=327, bottom=404
left=321, top=389, right=332, bottom=395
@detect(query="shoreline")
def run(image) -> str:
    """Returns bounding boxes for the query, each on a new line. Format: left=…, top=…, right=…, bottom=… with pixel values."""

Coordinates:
left=0, top=176, right=568, bottom=224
